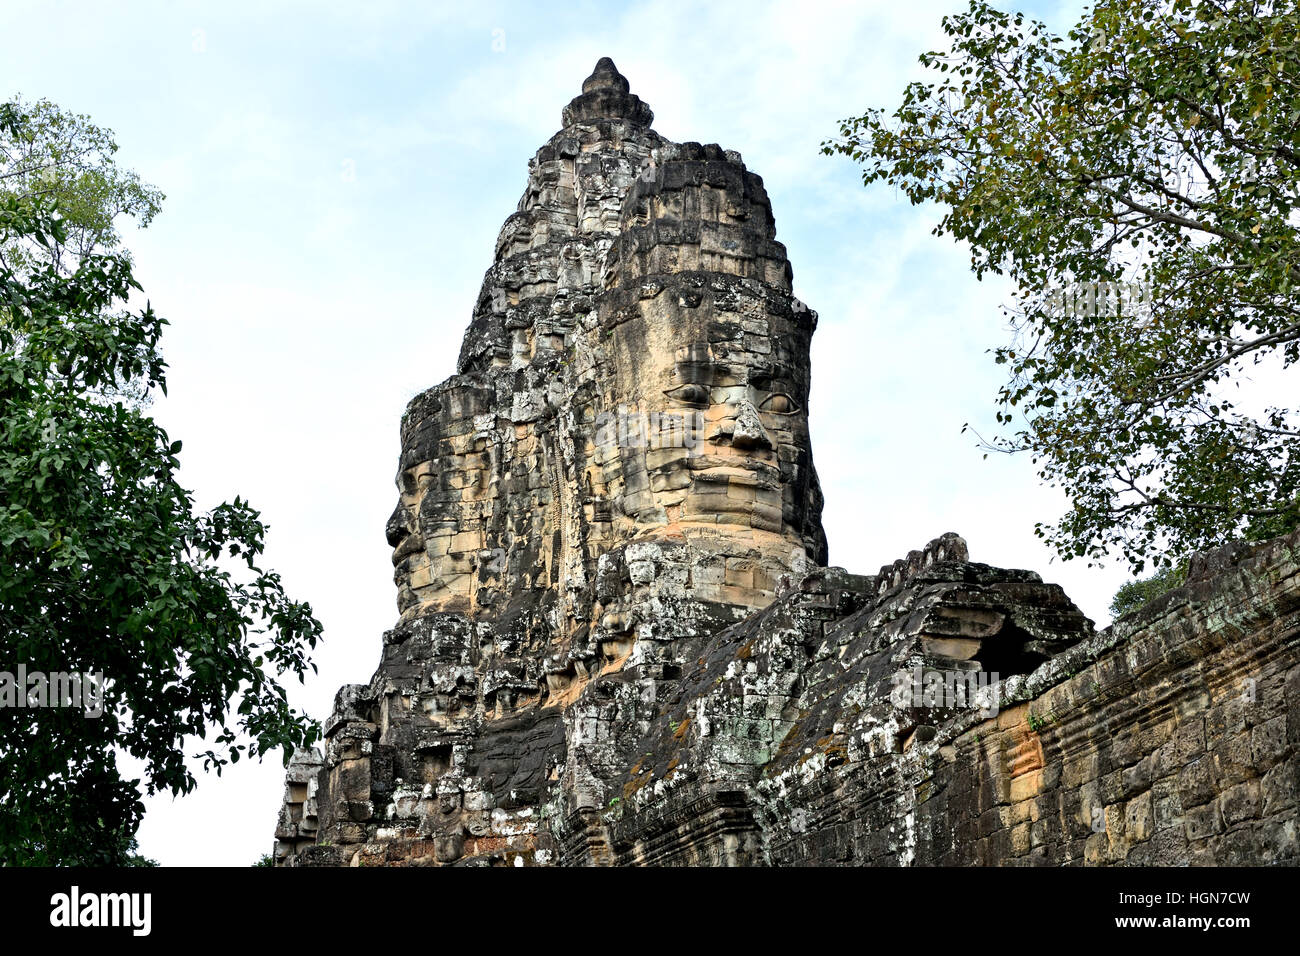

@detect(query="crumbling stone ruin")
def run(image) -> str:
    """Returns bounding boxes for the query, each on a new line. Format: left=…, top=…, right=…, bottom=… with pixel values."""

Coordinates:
left=274, top=60, right=1300, bottom=867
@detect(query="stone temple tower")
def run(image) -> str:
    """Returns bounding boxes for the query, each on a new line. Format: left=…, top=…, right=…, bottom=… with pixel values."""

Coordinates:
left=275, top=57, right=830, bottom=864
left=275, top=60, right=1296, bottom=870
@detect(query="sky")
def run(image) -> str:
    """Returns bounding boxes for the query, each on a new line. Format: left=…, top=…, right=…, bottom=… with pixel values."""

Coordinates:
left=0, top=0, right=1124, bottom=866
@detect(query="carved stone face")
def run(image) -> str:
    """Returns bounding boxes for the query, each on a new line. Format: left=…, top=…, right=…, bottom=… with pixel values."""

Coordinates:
left=384, top=143, right=825, bottom=628
left=594, top=282, right=821, bottom=560
left=386, top=466, right=429, bottom=617
left=386, top=382, right=494, bottom=618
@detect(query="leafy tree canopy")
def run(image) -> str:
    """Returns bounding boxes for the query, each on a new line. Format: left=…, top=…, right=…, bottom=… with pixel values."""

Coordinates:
left=0, top=95, right=162, bottom=278
left=1, top=95, right=165, bottom=409
left=825, top=0, right=1300, bottom=572
left=0, top=101, right=321, bottom=866
left=1109, top=561, right=1188, bottom=617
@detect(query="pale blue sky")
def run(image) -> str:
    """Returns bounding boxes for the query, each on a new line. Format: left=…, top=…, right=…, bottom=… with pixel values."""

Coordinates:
left=3, top=0, right=1108, bottom=865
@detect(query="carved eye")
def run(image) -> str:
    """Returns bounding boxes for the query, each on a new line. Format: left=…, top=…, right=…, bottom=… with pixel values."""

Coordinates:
left=664, top=383, right=711, bottom=406
left=759, top=392, right=800, bottom=414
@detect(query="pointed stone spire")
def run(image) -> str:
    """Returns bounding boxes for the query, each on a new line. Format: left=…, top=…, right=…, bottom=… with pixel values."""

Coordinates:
left=582, top=56, right=630, bottom=94
left=562, top=57, right=654, bottom=128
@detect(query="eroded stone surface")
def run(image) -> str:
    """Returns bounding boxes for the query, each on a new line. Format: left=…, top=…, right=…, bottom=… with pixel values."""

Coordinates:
left=600, top=529, right=1299, bottom=866
left=273, top=61, right=1300, bottom=867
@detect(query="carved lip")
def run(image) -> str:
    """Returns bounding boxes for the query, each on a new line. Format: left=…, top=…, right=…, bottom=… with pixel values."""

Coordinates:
left=391, top=530, right=425, bottom=565
left=684, top=457, right=782, bottom=488
left=394, top=583, right=417, bottom=613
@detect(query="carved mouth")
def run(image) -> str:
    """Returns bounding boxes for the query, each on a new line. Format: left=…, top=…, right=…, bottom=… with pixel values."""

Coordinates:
left=395, top=581, right=418, bottom=614
left=685, top=455, right=781, bottom=487
left=391, top=532, right=425, bottom=566
left=675, top=456, right=785, bottom=528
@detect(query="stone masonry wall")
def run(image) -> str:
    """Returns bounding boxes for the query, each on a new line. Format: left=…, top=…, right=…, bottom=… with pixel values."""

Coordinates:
left=602, top=529, right=1300, bottom=865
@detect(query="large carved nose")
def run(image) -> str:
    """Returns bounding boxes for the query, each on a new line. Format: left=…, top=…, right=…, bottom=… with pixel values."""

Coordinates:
left=730, top=401, right=772, bottom=450
left=386, top=502, right=411, bottom=549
